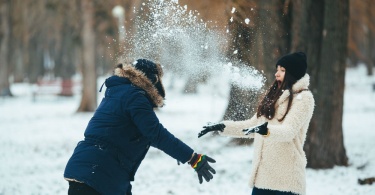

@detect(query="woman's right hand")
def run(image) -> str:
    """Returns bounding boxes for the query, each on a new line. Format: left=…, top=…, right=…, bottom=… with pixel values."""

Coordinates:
left=198, top=123, right=225, bottom=138
left=242, top=122, right=269, bottom=136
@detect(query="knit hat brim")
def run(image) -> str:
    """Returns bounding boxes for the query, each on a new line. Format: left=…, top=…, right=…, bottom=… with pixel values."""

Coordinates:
left=276, top=52, right=307, bottom=80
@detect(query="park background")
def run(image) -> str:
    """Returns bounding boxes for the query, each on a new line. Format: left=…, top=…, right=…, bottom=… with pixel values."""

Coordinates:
left=0, top=0, right=374, bottom=194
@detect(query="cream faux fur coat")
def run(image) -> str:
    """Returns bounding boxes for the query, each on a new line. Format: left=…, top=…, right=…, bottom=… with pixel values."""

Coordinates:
left=220, top=74, right=315, bottom=195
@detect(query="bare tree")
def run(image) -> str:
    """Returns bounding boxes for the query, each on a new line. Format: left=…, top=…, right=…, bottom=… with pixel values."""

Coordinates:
left=0, top=0, right=12, bottom=96
left=52, top=1, right=81, bottom=96
left=77, top=0, right=97, bottom=112
left=252, top=0, right=292, bottom=85
left=24, top=1, right=45, bottom=83
left=364, top=0, right=374, bottom=75
left=300, top=0, right=349, bottom=168
left=9, top=0, right=27, bottom=83
left=223, top=0, right=257, bottom=129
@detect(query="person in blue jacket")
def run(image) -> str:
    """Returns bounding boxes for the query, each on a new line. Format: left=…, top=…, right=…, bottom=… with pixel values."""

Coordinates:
left=64, top=59, right=216, bottom=195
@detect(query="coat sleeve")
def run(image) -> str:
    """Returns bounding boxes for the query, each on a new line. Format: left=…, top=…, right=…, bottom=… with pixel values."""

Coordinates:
left=126, top=91, right=194, bottom=163
left=266, top=92, right=315, bottom=142
left=219, top=114, right=258, bottom=138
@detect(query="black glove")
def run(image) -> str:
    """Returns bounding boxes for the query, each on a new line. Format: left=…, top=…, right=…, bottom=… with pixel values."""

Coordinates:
left=198, top=123, right=225, bottom=138
left=242, top=122, right=269, bottom=136
left=189, top=153, right=216, bottom=184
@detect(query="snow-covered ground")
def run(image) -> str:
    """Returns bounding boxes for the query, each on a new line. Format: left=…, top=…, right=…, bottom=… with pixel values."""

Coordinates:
left=0, top=65, right=374, bottom=195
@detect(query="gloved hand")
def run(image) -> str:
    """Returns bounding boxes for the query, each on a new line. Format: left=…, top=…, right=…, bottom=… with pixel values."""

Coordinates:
left=198, top=123, right=225, bottom=138
left=189, top=153, right=216, bottom=184
left=242, top=122, right=269, bottom=136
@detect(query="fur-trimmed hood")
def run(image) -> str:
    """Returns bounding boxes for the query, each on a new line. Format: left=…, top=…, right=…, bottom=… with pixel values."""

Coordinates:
left=113, top=64, right=165, bottom=107
left=277, top=73, right=310, bottom=106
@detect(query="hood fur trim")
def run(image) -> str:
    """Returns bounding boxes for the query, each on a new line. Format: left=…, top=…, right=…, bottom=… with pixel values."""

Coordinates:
left=114, top=64, right=164, bottom=107
left=155, top=63, right=164, bottom=78
left=277, top=74, right=310, bottom=106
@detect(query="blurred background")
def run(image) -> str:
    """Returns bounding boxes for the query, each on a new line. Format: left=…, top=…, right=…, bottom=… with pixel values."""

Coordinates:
left=1, top=0, right=375, bottom=194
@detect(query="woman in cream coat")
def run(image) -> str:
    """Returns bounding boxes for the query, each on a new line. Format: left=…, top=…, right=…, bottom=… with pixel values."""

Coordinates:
left=199, top=52, right=315, bottom=195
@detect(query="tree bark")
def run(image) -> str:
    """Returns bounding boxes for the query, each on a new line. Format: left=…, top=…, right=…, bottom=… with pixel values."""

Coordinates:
left=54, top=1, right=80, bottom=96
left=223, top=0, right=259, bottom=124
left=77, top=0, right=97, bottom=112
left=255, top=0, right=292, bottom=85
left=303, top=0, right=349, bottom=168
left=8, top=0, right=25, bottom=83
left=0, top=0, right=13, bottom=96
left=365, top=0, right=374, bottom=75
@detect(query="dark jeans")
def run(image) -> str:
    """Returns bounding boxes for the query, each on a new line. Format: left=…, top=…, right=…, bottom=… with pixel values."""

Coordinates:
left=68, top=181, right=100, bottom=195
left=252, top=187, right=299, bottom=195
left=68, top=181, right=132, bottom=195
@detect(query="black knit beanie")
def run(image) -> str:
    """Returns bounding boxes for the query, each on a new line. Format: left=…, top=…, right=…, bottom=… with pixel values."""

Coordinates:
left=133, top=59, right=159, bottom=83
left=133, top=59, right=165, bottom=98
left=276, top=52, right=307, bottom=80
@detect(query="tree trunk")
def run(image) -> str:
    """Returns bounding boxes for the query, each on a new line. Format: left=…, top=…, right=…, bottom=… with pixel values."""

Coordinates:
left=27, top=34, right=44, bottom=83
left=8, top=0, right=25, bottom=83
left=295, top=0, right=324, bottom=70
left=55, top=13, right=78, bottom=96
left=303, top=0, right=349, bottom=168
left=365, top=0, right=374, bottom=76
left=77, top=0, right=97, bottom=112
left=0, top=0, right=13, bottom=96
left=223, top=0, right=259, bottom=124
left=255, top=0, right=292, bottom=85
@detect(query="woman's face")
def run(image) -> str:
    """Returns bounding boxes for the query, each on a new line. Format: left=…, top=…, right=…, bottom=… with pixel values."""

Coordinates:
left=275, top=65, right=285, bottom=86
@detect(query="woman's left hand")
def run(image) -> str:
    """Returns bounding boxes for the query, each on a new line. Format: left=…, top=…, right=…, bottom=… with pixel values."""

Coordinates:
left=198, top=123, right=225, bottom=138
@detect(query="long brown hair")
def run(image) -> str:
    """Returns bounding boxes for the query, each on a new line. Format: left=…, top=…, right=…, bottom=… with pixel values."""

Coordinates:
left=256, top=71, right=298, bottom=121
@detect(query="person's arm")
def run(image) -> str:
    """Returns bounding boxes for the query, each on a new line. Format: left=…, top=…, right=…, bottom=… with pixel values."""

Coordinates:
left=266, top=92, right=314, bottom=142
left=198, top=114, right=258, bottom=138
left=127, top=91, right=216, bottom=183
left=126, top=91, right=193, bottom=163
left=220, top=114, right=258, bottom=138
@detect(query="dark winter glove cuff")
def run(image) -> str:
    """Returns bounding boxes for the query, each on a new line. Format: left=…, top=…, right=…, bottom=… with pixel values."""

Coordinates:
left=189, top=153, right=201, bottom=167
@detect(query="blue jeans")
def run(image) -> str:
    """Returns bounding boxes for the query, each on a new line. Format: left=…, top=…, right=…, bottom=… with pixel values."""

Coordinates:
left=252, top=187, right=298, bottom=195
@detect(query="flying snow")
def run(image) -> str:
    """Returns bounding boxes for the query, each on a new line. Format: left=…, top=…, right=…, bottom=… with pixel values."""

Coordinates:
left=116, top=0, right=265, bottom=92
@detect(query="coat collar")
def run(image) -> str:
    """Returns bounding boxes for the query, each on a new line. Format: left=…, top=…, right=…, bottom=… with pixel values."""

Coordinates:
left=276, top=74, right=310, bottom=106
left=114, top=64, right=164, bottom=107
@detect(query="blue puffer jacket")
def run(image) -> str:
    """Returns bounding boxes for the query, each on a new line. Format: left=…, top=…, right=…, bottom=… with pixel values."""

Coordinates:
left=64, top=65, right=194, bottom=195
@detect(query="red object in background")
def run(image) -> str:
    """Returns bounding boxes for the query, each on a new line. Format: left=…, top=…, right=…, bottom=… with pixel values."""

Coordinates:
left=60, top=79, right=73, bottom=96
